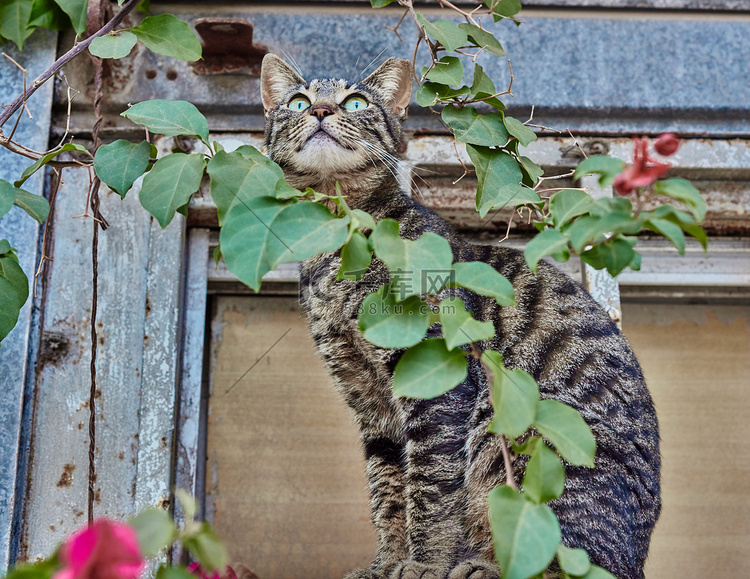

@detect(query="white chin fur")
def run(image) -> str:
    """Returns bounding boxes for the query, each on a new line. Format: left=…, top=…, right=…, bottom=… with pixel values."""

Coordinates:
left=292, top=136, right=365, bottom=174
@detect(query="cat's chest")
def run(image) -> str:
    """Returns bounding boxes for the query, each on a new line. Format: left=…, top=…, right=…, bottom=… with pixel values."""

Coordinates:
left=300, top=251, right=390, bottom=325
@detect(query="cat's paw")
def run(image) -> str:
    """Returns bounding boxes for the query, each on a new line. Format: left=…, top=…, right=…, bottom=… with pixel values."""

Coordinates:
left=448, top=560, right=501, bottom=579
left=344, top=569, right=383, bottom=579
left=389, top=561, right=444, bottom=579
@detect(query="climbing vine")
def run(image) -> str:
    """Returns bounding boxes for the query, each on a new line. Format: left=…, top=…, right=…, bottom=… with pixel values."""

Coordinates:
left=0, top=1, right=707, bottom=579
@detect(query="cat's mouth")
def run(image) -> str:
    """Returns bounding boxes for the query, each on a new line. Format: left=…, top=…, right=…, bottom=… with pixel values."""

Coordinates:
left=305, top=128, right=344, bottom=148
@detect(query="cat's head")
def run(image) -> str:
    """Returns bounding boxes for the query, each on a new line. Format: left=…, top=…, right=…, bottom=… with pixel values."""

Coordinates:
left=260, top=54, right=412, bottom=195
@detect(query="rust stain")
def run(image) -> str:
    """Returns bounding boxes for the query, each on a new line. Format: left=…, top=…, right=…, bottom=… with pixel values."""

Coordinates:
left=192, top=18, right=267, bottom=75
left=56, top=464, right=75, bottom=488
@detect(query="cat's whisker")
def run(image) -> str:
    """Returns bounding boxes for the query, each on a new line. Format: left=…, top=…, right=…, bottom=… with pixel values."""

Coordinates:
left=357, top=46, right=391, bottom=81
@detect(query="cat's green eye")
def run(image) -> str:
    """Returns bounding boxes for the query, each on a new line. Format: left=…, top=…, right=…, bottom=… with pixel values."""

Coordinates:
left=288, top=96, right=311, bottom=111
left=343, top=96, right=368, bottom=112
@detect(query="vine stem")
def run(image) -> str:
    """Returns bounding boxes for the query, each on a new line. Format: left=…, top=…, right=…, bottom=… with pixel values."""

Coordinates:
left=87, top=0, right=109, bottom=528
left=469, top=343, right=518, bottom=489
left=0, top=0, right=140, bottom=130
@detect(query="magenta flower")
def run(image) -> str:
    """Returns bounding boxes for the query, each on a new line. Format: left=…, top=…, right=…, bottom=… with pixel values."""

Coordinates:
left=653, top=132, right=680, bottom=156
left=613, top=136, right=672, bottom=196
left=53, top=519, right=144, bottom=579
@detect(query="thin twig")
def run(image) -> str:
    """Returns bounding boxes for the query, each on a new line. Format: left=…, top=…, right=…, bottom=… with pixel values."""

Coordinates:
left=34, top=168, right=62, bottom=297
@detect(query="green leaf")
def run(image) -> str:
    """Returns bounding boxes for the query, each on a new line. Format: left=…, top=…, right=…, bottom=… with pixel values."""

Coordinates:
left=483, top=350, right=539, bottom=438
left=52, top=0, right=87, bottom=34
left=653, top=178, right=707, bottom=222
left=416, top=13, right=468, bottom=52
left=466, top=145, right=540, bottom=217
left=89, top=31, right=138, bottom=59
left=358, top=286, right=430, bottom=348
left=94, top=139, right=151, bottom=197
left=459, top=23, right=505, bottom=56
left=549, top=189, right=594, bottom=228
left=129, top=507, right=177, bottom=557
left=442, top=106, right=509, bottom=147
left=131, top=13, right=202, bottom=62
left=488, top=485, right=561, bottom=579
left=534, top=399, right=596, bottom=467
left=3, top=554, right=59, bottom=579
left=392, top=338, right=468, bottom=399
left=13, top=188, right=50, bottom=223
left=524, top=228, right=569, bottom=273
left=207, top=148, right=286, bottom=225
left=645, top=217, right=686, bottom=254
left=220, top=198, right=348, bottom=292
left=338, top=231, right=373, bottom=281
left=423, top=56, right=464, bottom=87
left=15, top=143, right=89, bottom=187
left=29, top=0, right=71, bottom=30
left=0, top=240, right=11, bottom=255
left=469, top=64, right=496, bottom=96
left=557, top=544, right=591, bottom=577
left=439, top=297, right=494, bottom=350
left=415, top=82, right=470, bottom=107
left=504, top=116, right=537, bottom=147
left=0, top=276, right=22, bottom=344
left=370, top=0, right=396, bottom=6
left=451, top=261, right=515, bottom=307
left=155, top=566, right=196, bottom=579
left=580, top=236, right=638, bottom=277
left=573, top=156, right=626, bottom=189
left=484, top=0, right=523, bottom=19
left=0, top=254, right=29, bottom=310
left=351, top=209, right=376, bottom=232
left=565, top=213, right=643, bottom=254
left=122, top=100, right=210, bottom=143
left=523, top=443, right=565, bottom=504
left=139, top=153, right=206, bottom=228
left=181, top=521, right=228, bottom=573
left=370, top=219, right=454, bottom=300
left=0, top=180, right=17, bottom=218
left=0, top=0, right=34, bottom=49
left=518, top=155, right=543, bottom=186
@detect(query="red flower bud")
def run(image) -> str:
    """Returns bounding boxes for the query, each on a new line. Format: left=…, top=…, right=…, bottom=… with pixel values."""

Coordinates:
left=653, top=133, right=680, bottom=156
left=613, top=137, right=673, bottom=195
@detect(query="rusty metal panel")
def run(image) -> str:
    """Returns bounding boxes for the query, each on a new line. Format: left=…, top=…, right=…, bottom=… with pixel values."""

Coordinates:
left=20, top=167, right=185, bottom=562
left=0, top=30, right=57, bottom=570
left=55, top=7, right=750, bottom=138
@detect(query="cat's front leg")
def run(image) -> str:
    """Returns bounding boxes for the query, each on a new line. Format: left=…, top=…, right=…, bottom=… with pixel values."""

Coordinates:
left=361, top=433, right=409, bottom=575
left=397, top=382, right=476, bottom=572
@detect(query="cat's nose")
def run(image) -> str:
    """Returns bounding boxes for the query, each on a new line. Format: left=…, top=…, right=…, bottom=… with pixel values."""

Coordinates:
left=311, top=105, right=333, bottom=120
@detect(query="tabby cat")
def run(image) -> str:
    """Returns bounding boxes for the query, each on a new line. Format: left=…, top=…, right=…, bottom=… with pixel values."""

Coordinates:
left=260, top=54, right=661, bottom=579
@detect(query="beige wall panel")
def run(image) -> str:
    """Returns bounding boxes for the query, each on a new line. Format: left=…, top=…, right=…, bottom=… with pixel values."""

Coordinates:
left=624, top=304, right=750, bottom=579
left=208, top=297, right=750, bottom=578
left=206, top=297, right=376, bottom=579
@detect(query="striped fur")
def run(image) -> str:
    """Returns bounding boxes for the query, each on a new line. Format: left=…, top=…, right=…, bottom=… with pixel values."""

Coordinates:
left=261, top=54, right=661, bottom=579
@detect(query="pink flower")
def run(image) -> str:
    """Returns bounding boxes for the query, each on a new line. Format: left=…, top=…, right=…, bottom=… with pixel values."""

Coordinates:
left=53, top=519, right=144, bottom=579
left=187, top=563, right=238, bottom=579
left=653, top=132, right=680, bottom=156
left=613, top=136, right=672, bottom=195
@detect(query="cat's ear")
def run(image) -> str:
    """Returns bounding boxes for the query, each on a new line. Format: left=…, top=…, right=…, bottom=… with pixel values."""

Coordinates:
left=260, top=54, right=306, bottom=114
left=361, top=58, right=413, bottom=120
